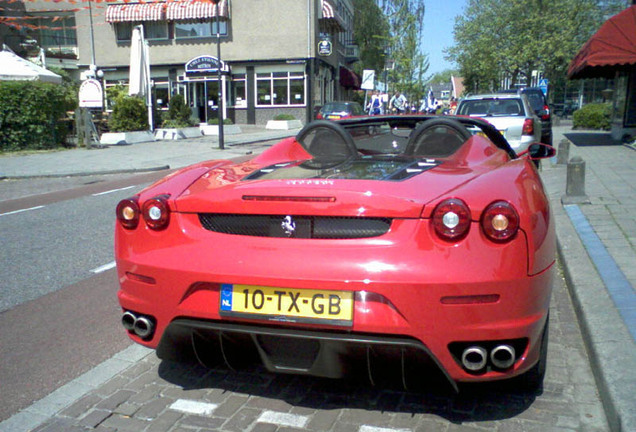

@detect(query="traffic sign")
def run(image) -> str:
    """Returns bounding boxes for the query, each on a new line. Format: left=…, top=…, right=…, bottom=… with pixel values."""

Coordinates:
left=539, top=78, right=549, bottom=95
left=361, top=70, right=375, bottom=90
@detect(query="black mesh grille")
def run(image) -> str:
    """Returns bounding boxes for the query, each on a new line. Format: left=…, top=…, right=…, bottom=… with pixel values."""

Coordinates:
left=198, top=214, right=392, bottom=239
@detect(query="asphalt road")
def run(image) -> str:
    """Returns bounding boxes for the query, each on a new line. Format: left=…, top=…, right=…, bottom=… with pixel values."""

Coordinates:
left=0, top=171, right=611, bottom=430
left=0, top=172, right=165, bottom=422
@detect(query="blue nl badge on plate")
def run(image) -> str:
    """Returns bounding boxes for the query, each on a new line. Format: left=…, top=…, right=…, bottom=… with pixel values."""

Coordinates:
left=220, top=284, right=233, bottom=311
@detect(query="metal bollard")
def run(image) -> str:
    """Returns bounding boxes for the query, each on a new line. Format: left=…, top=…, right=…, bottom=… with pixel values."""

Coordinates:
left=557, top=139, right=570, bottom=165
left=562, top=156, right=590, bottom=205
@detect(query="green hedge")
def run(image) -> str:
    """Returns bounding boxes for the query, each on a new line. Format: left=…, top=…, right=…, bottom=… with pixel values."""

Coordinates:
left=273, top=114, right=296, bottom=121
left=572, top=103, right=612, bottom=130
left=109, top=95, right=148, bottom=132
left=0, top=81, right=75, bottom=152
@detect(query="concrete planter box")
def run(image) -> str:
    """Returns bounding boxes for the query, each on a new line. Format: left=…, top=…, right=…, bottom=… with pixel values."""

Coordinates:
left=154, top=127, right=202, bottom=140
left=100, top=131, right=155, bottom=145
left=266, top=119, right=303, bottom=130
left=200, top=124, right=243, bottom=136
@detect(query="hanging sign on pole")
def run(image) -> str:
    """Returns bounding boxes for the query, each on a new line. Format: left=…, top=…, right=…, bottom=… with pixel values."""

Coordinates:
left=361, top=70, right=375, bottom=90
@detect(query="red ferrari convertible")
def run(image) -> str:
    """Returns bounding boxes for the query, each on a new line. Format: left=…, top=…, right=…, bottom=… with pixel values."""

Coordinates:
left=115, top=116, right=555, bottom=392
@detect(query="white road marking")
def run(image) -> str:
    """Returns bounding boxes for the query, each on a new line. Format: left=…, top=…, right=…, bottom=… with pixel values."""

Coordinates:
left=0, top=205, right=45, bottom=217
left=359, top=426, right=412, bottom=432
left=258, top=411, right=309, bottom=428
left=169, top=399, right=218, bottom=416
left=90, top=261, right=116, bottom=274
left=92, top=186, right=135, bottom=196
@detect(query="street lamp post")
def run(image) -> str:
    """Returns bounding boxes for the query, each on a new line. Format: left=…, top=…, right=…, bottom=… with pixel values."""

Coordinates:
left=212, top=0, right=224, bottom=150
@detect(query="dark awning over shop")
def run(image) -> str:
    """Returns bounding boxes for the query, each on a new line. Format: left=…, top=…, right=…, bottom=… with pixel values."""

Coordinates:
left=105, top=3, right=166, bottom=23
left=339, top=66, right=360, bottom=89
left=568, top=5, right=636, bottom=79
left=166, top=0, right=229, bottom=20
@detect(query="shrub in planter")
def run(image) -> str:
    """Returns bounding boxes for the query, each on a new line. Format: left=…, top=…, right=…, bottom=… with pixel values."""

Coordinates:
left=572, top=103, right=612, bottom=130
left=108, top=96, right=148, bottom=132
left=274, top=114, right=296, bottom=121
left=207, top=117, right=234, bottom=125
left=0, top=80, right=75, bottom=152
left=162, top=94, right=197, bottom=128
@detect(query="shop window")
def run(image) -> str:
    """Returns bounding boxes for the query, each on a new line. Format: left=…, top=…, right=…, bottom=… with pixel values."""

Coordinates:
left=115, top=22, right=168, bottom=43
left=256, top=71, right=306, bottom=107
left=175, top=20, right=227, bottom=39
left=231, top=74, right=246, bottom=108
left=155, top=83, right=170, bottom=111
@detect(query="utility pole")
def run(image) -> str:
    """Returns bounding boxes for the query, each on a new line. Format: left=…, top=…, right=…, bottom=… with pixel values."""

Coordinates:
left=212, top=0, right=224, bottom=150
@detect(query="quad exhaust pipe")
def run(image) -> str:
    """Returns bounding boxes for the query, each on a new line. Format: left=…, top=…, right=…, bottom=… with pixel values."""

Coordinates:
left=121, top=311, right=155, bottom=339
left=461, top=344, right=516, bottom=371
left=461, top=346, right=488, bottom=371
left=490, top=344, right=515, bottom=369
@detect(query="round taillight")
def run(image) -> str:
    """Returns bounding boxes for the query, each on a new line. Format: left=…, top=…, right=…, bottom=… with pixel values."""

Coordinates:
left=432, top=198, right=471, bottom=241
left=116, top=198, right=140, bottom=230
left=142, top=196, right=170, bottom=230
left=481, top=201, right=519, bottom=242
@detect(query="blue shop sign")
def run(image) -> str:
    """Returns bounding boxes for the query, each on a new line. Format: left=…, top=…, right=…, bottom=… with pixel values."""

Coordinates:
left=186, top=56, right=228, bottom=75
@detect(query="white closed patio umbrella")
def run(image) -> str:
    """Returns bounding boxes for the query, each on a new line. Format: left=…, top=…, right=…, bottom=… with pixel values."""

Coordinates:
left=128, top=25, right=153, bottom=130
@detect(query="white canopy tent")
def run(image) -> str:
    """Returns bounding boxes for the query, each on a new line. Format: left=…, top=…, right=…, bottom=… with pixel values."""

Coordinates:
left=0, top=50, right=62, bottom=84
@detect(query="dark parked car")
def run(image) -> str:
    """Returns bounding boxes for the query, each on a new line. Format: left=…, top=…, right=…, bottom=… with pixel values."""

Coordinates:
left=499, top=87, right=552, bottom=146
left=316, top=101, right=365, bottom=120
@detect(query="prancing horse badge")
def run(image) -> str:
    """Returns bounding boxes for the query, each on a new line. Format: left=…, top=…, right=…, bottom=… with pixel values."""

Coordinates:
left=281, top=216, right=296, bottom=237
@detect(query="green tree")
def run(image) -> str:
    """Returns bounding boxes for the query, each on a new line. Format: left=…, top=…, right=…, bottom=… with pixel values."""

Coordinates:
left=428, top=69, right=458, bottom=85
left=352, top=0, right=390, bottom=77
left=380, top=0, right=429, bottom=101
left=446, top=0, right=605, bottom=93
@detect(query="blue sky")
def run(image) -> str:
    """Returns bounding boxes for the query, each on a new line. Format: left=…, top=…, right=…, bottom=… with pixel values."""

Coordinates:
left=421, top=0, right=468, bottom=76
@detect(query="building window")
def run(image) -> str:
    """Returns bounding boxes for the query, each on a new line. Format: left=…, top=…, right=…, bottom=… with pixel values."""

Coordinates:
left=256, top=71, right=305, bottom=106
left=230, top=74, right=246, bottom=107
left=28, top=13, right=77, bottom=49
left=175, top=20, right=227, bottom=39
left=115, top=22, right=169, bottom=43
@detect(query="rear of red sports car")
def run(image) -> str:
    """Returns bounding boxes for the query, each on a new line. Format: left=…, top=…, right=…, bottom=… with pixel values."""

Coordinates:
left=115, top=117, right=555, bottom=392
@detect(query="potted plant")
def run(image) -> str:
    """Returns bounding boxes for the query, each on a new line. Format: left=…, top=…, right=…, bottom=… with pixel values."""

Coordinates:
left=100, top=94, right=155, bottom=145
left=266, top=114, right=303, bottom=130
left=200, top=117, right=242, bottom=135
left=154, top=94, right=202, bottom=140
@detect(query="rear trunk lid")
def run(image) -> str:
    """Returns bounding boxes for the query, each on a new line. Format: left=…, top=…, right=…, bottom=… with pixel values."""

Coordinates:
left=175, top=157, right=481, bottom=218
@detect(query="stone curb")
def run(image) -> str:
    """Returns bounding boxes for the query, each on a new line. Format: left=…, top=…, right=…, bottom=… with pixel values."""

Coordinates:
left=553, top=194, right=636, bottom=432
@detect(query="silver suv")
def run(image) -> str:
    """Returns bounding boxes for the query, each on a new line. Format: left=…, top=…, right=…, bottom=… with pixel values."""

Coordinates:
left=456, top=94, right=542, bottom=154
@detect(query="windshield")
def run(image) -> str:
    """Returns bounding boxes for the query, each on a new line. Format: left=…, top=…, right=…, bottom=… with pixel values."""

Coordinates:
left=457, top=99, right=523, bottom=117
left=323, top=103, right=354, bottom=113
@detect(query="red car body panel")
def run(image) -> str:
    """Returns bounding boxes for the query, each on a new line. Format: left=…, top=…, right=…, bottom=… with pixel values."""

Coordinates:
left=115, top=116, right=555, bottom=389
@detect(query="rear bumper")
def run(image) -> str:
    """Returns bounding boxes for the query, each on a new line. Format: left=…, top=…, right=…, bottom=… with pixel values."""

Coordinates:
left=117, top=224, right=554, bottom=385
left=157, top=319, right=458, bottom=391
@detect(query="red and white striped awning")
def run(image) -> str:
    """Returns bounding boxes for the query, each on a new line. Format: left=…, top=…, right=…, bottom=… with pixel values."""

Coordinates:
left=105, top=3, right=166, bottom=23
left=320, top=0, right=343, bottom=31
left=166, top=0, right=229, bottom=20
left=321, top=0, right=335, bottom=19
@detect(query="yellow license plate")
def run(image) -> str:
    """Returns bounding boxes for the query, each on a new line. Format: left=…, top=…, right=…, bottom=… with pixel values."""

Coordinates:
left=220, top=284, right=354, bottom=326
left=327, top=115, right=341, bottom=119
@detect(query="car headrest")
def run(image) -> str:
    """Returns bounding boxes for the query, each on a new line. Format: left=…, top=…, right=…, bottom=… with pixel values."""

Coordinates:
left=296, top=120, right=358, bottom=161
left=405, top=118, right=472, bottom=157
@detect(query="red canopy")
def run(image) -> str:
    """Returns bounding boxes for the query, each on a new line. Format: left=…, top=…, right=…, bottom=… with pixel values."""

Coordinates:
left=568, top=5, right=636, bottom=79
